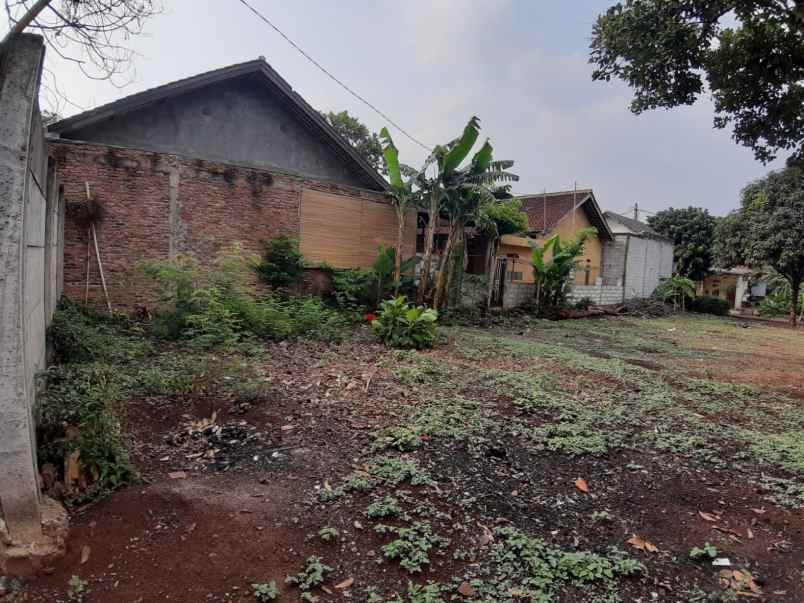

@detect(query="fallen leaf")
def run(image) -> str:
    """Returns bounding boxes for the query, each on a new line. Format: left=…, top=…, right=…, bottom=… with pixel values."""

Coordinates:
left=478, top=523, right=494, bottom=546
left=335, top=577, right=354, bottom=590
left=746, top=527, right=754, bottom=539
left=626, top=535, right=658, bottom=553
left=750, top=507, right=766, bottom=515
left=168, top=471, right=187, bottom=480
left=574, top=478, right=589, bottom=493
left=458, top=582, right=476, bottom=597
left=698, top=511, right=719, bottom=522
left=280, top=424, right=295, bottom=431
left=80, top=545, right=91, bottom=564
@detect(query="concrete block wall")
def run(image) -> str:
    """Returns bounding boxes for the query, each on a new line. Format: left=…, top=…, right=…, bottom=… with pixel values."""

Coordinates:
left=0, top=34, right=64, bottom=546
left=502, top=281, right=534, bottom=309
left=602, top=235, right=674, bottom=300
left=569, top=284, right=624, bottom=305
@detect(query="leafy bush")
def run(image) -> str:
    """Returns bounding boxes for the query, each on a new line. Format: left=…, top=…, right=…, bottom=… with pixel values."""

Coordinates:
left=532, top=228, right=596, bottom=316
left=326, top=267, right=377, bottom=313
left=142, top=245, right=347, bottom=346
left=372, top=297, right=438, bottom=349
left=689, top=295, right=730, bottom=316
left=256, top=235, right=305, bottom=289
left=48, top=297, right=151, bottom=363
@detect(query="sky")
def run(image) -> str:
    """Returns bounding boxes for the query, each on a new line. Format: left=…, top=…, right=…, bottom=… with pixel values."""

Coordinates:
left=4, top=0, right=786, bottom=217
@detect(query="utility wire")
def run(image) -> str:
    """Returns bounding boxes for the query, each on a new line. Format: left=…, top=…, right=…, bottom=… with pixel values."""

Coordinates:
left=236, top=0, right=432, bottom=152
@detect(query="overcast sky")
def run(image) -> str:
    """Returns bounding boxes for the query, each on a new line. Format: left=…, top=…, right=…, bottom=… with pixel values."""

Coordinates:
left=5, top=0, right=786, bottom=216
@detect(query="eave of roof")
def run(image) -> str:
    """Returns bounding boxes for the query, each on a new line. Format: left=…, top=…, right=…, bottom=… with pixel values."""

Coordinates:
left=603, top=211, right=673, bottom=242
left=48, top=58, right=389, bottom=192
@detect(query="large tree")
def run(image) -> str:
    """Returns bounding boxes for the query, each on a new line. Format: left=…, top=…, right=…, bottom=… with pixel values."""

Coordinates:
left=321, top=110, right=385, bottom=175
left=714, top=167, right=804, bottom=326
left=590, top=1, right=804, bottom=163
left=648, top=207, right=717, bottom=280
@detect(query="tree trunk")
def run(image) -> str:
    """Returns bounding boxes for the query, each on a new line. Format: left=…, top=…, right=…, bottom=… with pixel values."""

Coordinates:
left=445, top=225, right=465, bottom=308
left=417, top=189, right=440, bottom=305
left=791, top=278, right=801, bottom=328
left=485, top=236, right=499, bottom=310
left=433, top=219, right=458, bottom=309
left=394, top=206, right=405, bottom=295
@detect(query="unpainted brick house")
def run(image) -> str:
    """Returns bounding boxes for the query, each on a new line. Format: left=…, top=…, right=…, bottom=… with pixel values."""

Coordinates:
left=47, top=58, right=414, bottom=310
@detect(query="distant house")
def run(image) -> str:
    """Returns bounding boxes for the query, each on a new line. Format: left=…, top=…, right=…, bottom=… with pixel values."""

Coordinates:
left=697, top=267, right=767, bottom=312
left=601, top=212, right=674, bottom=299
left=47, top=58, right=413, bottom=309
left=487, top=189, right=614, bottom=307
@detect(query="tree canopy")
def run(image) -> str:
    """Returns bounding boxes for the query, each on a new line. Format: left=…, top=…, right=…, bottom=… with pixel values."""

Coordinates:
left=647, top=207, right=717, bottom=280
left=321, top=110, right=385, bottom=174
left=714, top=167, right=804, bottom=325
left=590, top=1, right=804, bottom=163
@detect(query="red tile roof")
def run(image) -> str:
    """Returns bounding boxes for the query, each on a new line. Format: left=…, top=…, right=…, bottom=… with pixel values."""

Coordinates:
left=518, top=189, right=613, bottom=241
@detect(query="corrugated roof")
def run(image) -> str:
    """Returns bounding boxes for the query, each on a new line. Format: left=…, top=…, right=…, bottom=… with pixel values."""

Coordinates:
left=603, top=211, right=673, bottom=241
left=48, top=58, right=388, bottom=191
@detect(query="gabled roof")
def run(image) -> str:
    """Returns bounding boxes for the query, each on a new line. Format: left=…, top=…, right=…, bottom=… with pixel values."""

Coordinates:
left=603, top=211, right=672, bottom=241
left=518, top=189, right=613, bottom=241
left=48, top=58, right=388, bottom=191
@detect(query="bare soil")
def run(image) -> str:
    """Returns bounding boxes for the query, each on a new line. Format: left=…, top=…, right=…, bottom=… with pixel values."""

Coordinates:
left=17, top=315, right=804, bottom=602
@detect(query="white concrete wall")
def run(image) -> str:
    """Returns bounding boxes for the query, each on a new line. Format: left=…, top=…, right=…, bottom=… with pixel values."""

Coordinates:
left=0, top=34, right=62, bottom=544
left=602, top=235, right=674, bottom=300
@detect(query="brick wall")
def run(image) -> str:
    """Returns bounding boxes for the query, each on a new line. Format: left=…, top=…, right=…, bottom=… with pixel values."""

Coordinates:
left=50, top=141, right=389, bottom=310
left=502, top=281, right=534, bottom=309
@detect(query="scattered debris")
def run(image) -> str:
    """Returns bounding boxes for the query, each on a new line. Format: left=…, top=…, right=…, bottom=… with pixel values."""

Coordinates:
left=626, top=535, right=658, bottom=553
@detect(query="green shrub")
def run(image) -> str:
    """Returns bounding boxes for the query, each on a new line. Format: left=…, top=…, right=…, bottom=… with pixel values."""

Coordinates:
left=48, top=297, right=151, bottom=363
left=372, top=296, right=438, bottom=349
left=256, top=235, right=305, bottom=289
left=142, top=246, right=347, bottom=346
left=326, top=267, right=377, bottom=312
left=689, top=295, right=730, bottom=316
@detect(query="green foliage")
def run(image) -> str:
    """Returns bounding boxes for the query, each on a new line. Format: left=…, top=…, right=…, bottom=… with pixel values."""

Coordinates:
left=714, top=167, right=804, bottom=324
left=67, top=575, right=88, bottom=602
left=654, top=275, right=696, bottom=310
left=252, top=581, right=280, bottom=601
left=759, top=273, right=804, bottom=317
left=256, top=235, right=305, bottom=289
left=689, top=295, right=731, bottom=316
left=476, top=197, right=529, bottom=238
left=375, top=521, right=447, bottom=573
left=590, top=1, right=804, bottom=163
left=689, top=542, right=719, bottom=560
left=647, top=207, right=716, bottom=280
left=317, top=527, right=340, bottom=542
left=285, top=556, right=332, bottom=592
left=322, top=110, right=384, bottom=173
left=142, top=246, right=347, bottom=346
left=467, top=526, right=642, bottom=601
left=372, top=296, right=438, bottom=349
left=532, top=228, right=596, bottom=315
left=48, top=297, right=151, bottom=363
left=326, top=266, right=377, bottom=312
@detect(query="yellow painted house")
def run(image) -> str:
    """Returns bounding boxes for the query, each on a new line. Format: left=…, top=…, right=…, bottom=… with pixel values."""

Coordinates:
left=497, top=189, right=613, bottom=284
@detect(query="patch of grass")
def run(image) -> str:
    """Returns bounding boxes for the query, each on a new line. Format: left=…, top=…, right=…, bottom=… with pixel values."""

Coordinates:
left=366, top=495, right=408, bottom=520
left=746, top=430, right=804, bottom=473
left=689, top=542, right=718, bottom=560
left=321, top=456, right=434, bottom=501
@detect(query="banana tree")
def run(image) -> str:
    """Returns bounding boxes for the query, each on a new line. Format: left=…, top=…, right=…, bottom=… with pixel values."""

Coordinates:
left=532, top=228, right=596, bottom=315
left=379, top=127, right=415, bottom=292
left=429, top=121, right=519, bottom=309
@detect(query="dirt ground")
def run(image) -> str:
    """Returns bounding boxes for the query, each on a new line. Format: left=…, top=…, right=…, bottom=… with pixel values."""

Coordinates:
left=16, top=314, right=804, bottom=602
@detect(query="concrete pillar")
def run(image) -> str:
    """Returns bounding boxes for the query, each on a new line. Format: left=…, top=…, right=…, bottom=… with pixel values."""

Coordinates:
left=0, top=32, right=47, bottom=546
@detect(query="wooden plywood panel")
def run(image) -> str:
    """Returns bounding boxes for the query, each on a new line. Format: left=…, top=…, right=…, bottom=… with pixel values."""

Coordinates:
left=360, top=199, right=399, bottom=264
left=301, top=189, right=408, bottom=269
left=300, top=189, right=363, bottom=268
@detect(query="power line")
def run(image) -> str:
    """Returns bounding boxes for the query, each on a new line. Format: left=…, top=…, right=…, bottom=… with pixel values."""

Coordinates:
left=235, top=0, right=432, bottom=153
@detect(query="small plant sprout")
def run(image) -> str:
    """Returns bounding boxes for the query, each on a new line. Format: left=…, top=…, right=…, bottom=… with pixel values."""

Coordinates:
left=252, top=581, right=280, bottom=601
left=689, top=542, right=719, bottom=560
left=590, top=510, right=613, bottom=523
left=67, top=575, right=88, bottom=602
left=318, top=526, right=340, bottom=542
left=285, top=556, right=332, bottom=599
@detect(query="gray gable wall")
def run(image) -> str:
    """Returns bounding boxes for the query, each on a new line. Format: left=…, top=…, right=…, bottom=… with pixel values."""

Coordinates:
left=59, top=74, right=369, bottom=188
